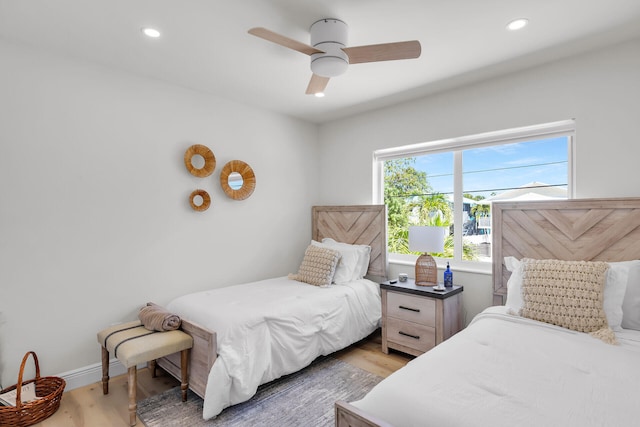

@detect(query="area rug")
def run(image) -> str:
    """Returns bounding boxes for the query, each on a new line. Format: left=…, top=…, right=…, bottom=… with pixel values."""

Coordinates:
left=138, top=356, right=382, bottom=426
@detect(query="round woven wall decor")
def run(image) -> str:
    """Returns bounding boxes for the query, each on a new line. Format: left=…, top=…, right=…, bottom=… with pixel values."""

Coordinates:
left=220, top=160, right=256, bottom=200
left=184, top=144, right=216, bottom=177
left=189, top=189, right=211, bottom=211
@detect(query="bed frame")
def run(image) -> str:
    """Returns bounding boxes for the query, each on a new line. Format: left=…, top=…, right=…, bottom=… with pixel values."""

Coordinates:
left=336, top=197, right=640, bottom=427
left=155, top=205, right=388, bottom=400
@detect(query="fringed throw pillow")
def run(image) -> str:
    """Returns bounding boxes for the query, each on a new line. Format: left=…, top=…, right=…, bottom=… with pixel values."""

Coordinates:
left=288, top=245, right=341, bottom=287
left=521, top=258, right=616, bottom=344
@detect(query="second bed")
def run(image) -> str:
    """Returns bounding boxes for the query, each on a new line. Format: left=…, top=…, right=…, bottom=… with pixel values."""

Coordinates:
left=157, top=205, right=388, bottom=419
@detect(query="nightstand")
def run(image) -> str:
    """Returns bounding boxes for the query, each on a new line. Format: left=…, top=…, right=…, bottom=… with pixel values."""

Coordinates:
left=381, top=279, right=463, bottom=357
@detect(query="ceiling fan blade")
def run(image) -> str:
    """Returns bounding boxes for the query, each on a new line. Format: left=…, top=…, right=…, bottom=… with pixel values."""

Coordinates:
left=342, top=40, right=421, bottom=64
left=305, top=74, right=330, bottom=95
left=248, top=27, right=324, bottom=56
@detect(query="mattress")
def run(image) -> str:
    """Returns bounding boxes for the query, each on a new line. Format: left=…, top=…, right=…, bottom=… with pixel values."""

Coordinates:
left=167, top=276, right=381, bottom=419
left=351, top=306, right=640, bottom=427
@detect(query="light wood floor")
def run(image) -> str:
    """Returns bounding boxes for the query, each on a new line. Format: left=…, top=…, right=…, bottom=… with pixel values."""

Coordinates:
left=33, top=330, right=411, bottom=427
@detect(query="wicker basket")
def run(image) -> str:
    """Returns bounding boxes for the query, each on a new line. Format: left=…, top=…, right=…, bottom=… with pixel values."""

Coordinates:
left=0, top=351, right=65, bottom=427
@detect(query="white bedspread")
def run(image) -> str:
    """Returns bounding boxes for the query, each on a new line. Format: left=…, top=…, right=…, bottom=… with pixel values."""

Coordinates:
left=167, top=276, right=381, bottom=419
left=352, top=306, right=640, bottom=427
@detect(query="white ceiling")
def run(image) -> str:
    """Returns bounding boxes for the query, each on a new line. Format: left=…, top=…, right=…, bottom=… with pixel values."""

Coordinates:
left=2, top=0, right=640, bottom=124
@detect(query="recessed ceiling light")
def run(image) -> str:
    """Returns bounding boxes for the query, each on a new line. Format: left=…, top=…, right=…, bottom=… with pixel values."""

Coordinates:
left=314, top=92, right=325, bottom=98
left=142, top=27, right=161, bottom=38
left=506, top=18, right=528, bottom=31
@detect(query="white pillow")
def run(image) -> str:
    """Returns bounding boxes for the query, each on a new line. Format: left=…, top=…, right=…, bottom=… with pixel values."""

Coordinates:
left=503, top=256, right=523, bottom=315
left=502, top=257, right=633, bottom=331
left=321, top=238, right=371, bottom=282
left=621, top=260, right=640, bottom=330
left=310, top=240, right=354, bottom=284
left=603, top=261, right=637, bottom=331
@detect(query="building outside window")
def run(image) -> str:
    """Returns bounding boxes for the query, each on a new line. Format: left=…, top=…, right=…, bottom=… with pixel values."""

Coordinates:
left=373, top=120, right=574, bottom=265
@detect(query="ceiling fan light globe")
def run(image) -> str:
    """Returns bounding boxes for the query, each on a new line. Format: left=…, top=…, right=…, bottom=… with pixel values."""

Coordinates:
left=311, top=55, right=348, bottom=77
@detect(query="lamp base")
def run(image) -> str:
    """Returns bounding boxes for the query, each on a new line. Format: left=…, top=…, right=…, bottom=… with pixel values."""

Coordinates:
left=415, top=253, right=438, bottom=286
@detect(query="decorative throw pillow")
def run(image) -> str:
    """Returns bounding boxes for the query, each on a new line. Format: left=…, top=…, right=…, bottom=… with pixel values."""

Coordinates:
left=520, top=258, right=616, bottom=344
left=288, top=245, right=341, bottom=287
left=504, top=257, right=632, bottom=331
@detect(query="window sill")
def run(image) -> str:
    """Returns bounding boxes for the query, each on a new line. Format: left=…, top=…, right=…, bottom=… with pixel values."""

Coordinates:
left=389, top=253, right=492, bottom=275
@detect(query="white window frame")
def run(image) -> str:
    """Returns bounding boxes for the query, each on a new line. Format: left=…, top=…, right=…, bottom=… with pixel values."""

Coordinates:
left=373, top=119, right=576, bottom=272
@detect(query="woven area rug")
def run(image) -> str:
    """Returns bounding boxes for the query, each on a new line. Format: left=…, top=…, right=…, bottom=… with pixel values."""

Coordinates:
left=138, top=356, right=382, bottom=426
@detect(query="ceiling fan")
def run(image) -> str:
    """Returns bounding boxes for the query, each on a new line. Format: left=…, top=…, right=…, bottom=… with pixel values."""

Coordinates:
left=248, top=18, right=421, bottom=95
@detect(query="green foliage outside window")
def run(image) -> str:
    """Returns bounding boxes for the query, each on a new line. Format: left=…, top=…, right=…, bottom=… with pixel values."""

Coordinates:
left=384, top=158, right=477, bottom=260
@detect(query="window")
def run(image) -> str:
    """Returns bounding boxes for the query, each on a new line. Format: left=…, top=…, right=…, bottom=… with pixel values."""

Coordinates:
left=373, top=120, right=575, bottom=264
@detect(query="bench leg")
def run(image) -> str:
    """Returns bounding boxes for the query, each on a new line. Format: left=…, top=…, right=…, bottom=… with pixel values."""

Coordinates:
left=128, top=366, right=137, bottom=426
left=180, top=349, right=189, bottom=402
left=149, top=359, right=157, bottom=378
left=101, top=346, right=109, bottom=395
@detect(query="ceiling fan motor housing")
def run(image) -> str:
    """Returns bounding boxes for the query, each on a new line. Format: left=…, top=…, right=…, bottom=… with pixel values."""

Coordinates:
left=310, top=18, right=349, bottom=77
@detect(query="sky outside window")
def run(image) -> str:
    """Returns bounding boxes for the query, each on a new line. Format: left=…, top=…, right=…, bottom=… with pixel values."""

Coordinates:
left=414, top=137, right=568, bottom=199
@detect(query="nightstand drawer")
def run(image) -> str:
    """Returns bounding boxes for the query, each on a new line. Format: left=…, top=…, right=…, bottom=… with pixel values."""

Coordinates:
left=387, top=292, right=436, bottom=326
left=386, top=317, right=436, bottom=353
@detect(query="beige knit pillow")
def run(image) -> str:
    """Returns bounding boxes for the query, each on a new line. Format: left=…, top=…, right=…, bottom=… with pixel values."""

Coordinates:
left=288, top=245, right=341, bottom=287
left=521, top=258, right=616, bottom=344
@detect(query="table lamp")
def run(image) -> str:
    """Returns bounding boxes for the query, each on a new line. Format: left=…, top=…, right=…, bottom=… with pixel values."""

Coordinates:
left=409, top=226, right=446, bottom=286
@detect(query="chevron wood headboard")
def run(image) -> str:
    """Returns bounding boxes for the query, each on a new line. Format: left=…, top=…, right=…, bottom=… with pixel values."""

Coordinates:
left=492, top=198, right=640, bottom=305
left=312, top=205, right=387, bottom=281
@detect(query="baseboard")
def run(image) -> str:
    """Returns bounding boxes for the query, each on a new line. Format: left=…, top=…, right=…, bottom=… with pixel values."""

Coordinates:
left=57, top=359, right=146, bottom=391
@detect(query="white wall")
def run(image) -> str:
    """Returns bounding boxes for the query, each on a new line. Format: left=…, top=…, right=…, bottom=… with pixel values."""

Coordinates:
left=2, top=35, right=639, bottom=388
left=317, top=38, right=640, bottom=322
left=0, top=40, right=319, bottom=386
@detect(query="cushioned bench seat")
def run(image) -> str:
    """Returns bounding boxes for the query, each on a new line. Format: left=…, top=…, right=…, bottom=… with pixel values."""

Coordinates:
left=97, top=320, right=193, bottom=426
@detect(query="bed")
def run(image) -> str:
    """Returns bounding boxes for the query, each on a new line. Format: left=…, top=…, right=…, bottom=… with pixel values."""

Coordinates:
left=335, top=198, right=640, bottom=427
left=155, top=205, right=387, bottom=419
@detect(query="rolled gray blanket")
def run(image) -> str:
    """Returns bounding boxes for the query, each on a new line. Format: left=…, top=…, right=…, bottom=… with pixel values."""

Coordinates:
left=139, top=304, right=181, bottom=331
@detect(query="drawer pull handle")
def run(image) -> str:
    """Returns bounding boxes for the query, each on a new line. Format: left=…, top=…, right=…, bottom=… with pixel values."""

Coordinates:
left=399, top=305, right=420, bottom=313
left=399, top=331, right=420, bottom=340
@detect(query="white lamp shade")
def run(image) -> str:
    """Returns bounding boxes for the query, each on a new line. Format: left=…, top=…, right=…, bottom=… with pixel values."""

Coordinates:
left=409, top=226, right=446, bottom=253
